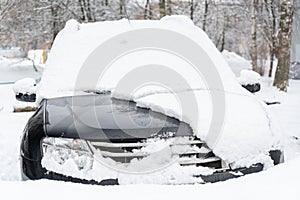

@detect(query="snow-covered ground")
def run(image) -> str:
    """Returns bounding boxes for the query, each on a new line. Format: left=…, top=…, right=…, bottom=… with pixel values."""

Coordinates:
left=258, top=78, right=300, bottom=160
left=0, top=59, right=300, bottom=199
left=0, top=59, right=41, bottom=181
left=0, top=149, right=300, bottom=200
left=0, top=56, right=42, bottom=83
left=0, top=84, right=33, bottom=181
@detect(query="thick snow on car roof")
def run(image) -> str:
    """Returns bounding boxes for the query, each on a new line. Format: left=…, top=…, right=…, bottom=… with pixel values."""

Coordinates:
left=39, top=16, right=240, bottom=98
left=38, top=16, right=279, bottom=169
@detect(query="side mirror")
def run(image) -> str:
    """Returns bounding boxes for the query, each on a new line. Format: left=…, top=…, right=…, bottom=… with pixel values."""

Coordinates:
left=238, top=70, right=261, bottom=93
left=241, top=83, right=261, bottom=93
left=13, top=78, right=37, bottom=102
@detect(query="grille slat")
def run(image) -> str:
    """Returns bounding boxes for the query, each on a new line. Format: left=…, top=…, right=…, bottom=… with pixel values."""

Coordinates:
left=178, top=157, right=221, bottom=165
left=97, top=148, right=211, bottom=158
left=91, top=140, right=204, bottom=148
left=100, top=151, right=149, bottom=158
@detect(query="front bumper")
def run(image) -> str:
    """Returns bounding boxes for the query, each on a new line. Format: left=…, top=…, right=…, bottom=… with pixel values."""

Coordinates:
left=21, top=153, right=264, bottom=185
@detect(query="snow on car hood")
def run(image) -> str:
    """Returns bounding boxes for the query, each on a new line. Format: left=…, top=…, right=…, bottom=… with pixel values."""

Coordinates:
left=38, top=16, right=279, bottom=169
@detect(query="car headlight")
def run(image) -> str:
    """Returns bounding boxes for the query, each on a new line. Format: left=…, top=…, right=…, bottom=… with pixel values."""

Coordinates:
left=42, top=137, right=94, bottom=171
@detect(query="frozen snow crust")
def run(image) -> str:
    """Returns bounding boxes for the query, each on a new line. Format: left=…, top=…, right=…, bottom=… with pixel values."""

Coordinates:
left=38, top=16, right=279, bottom=170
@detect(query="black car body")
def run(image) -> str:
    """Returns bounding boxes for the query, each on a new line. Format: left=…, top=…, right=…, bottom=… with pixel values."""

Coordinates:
left=20, top=93, right=283, bottom=185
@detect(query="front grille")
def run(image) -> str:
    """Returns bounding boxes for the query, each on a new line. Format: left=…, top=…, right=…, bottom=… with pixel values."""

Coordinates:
left=41, top=136, right=232, bottom=184
left=89, top=137, right=227, bottom=170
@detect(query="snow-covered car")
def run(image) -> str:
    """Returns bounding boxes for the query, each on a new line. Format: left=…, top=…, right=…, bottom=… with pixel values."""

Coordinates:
left=238, top=70, right=261, bottom=93
left=20, top=16, right=283, bottom=185
left=12, top=78, right=38, bottom=112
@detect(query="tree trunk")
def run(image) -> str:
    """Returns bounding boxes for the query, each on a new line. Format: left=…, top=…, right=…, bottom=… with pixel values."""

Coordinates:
left=79, top=0, right=94, bottom=22
left=159, top=0, right=166, bottom=18
left=268, top=0, right=277, bottom=77
left=202, top=0, right=209, bottom=31
left=144, top=0, right=152, bottom=19
left=149, top=2, right=153, bottom=19
left=119, top=0, right=123, bottom=16
left=273, top=0, right=294, bottom=91
left=166, top=0, right=172, bottom=15
left=79, top=0, right=87, bottom=22
left=190, top=0, right=194, bottom=20
left=220, top=15, right=228, bottom=52
left=50, top=6, right=59, bottom=45
left=144, top=0, right=149, bottom=19
left=85, top=0, right=94, bottom=22
left=250, top=0, right=259, bottom=73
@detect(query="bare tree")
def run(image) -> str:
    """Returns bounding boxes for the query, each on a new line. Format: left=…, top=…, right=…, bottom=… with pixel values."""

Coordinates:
left=50, top=4, right=60, bottom=44
left=166, top=0, right=172, bottom=15
left=0, top=0, right=18, bottom=23
left=267, top=0, right=277, bottom=77
left=262, top=0, right=278, bottom=77
left=79, top=0, right=95, bottom=22
left=202, top=0, right=209, bottom=31
left=220, top=14, right=228, bottom=52
left=190, top=0, right=194, bottom=20
left=0, top=0, right=290, bottom=70
left=144, top=0, right=153, bottom=19
left=159, top=0, right=166, bottom=18
left=250, top=0, right=259, bottom=73
left=104, top=0, right=109, bottom=6
left=119, top=0, right=124, bottom=16
left=273, top=0, right=294, bottom=91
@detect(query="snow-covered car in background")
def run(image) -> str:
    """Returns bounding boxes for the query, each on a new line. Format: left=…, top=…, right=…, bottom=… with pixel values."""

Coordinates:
left=20, top=16, right=283, bottom=185
left=12, top=78, right=38, bottom=112
left=291, top=62, right=300, bottom=79
left=13, top=78, right=37, bottom=102
left=238, top=70, right=261, bottom=93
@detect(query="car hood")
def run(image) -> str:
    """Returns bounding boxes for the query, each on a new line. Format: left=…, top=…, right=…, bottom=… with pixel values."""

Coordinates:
left=44, top=94, right=193, bottom=140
